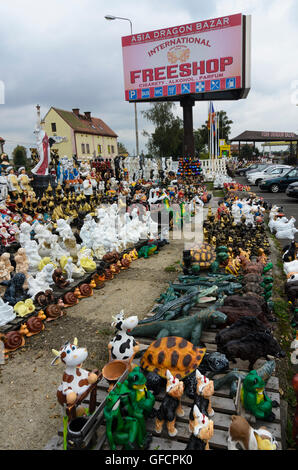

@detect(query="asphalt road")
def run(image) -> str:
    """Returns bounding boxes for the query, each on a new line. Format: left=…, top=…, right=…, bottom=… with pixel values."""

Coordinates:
left=235, top=175, right=298, bottom=243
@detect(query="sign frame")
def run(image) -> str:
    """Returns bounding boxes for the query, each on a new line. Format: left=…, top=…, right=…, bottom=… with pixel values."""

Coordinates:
left=121, top=14, right=251, bottom=103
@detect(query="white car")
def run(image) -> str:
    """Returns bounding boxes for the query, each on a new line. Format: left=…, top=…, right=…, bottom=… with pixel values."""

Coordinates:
left=247, top=165, right=293, bottom=186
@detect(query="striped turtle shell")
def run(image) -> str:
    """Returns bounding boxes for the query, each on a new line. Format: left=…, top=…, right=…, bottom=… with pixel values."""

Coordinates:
left=141, top=336, right=206, bottom=380
left=190, top=243, right=216, bottom=269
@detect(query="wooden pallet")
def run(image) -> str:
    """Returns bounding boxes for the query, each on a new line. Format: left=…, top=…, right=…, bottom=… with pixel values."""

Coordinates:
left=44, top=278, right=284, bottom=451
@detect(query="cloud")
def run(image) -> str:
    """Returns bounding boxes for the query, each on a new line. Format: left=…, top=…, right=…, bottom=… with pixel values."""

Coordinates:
left=0, top=0, right=297, bottom=157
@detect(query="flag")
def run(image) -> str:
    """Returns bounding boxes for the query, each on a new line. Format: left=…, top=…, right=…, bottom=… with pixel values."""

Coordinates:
left=207, top=102, right=215, bottom=130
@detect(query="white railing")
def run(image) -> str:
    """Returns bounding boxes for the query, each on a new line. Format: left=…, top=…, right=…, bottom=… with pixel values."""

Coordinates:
left=200, top=158, right=227, bottom=178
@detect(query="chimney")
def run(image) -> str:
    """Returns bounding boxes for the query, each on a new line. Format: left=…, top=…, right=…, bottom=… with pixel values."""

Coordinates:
left=72, top=108, right=80, bottom=116
left=84, top=111, right=91, bottom=120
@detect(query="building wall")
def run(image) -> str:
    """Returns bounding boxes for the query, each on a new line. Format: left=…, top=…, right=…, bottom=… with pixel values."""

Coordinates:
left=42, top=108, right=75, bottom=157
left=75, top=133, right=117, bottom=160
left=43, top=108, right=118, bottom=161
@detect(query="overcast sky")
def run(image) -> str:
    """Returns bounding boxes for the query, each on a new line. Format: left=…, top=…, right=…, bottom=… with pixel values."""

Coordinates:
left=0, top=0, right=297, bottom=157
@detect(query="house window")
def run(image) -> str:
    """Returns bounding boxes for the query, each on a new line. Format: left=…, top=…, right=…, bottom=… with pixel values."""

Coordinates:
left=98, top=144, right=102, bottom=154
left=111, top=145, right=114, bottom=153
left=51, top=123, right=57, bottom=132
left=86, top=143, right=90, bottom=153
left=81, top=143, right=85, bottom=154
left=108, top=145, right=111, bottom=153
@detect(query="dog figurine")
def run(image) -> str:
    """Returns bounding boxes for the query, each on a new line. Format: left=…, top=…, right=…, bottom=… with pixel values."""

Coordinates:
left=228, top=415, right=277, bottom=450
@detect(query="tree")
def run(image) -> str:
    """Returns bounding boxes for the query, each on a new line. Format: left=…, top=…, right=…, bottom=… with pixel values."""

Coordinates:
left=142, top=102, right=183, bottom=157
left=117, top=142, right=129, bottom=156
left=240, top=144, right=254, bottom=161
left=193, top=110, right=233, bottom=156
left=12, top=145, right=28, bottom=169
left=217, top=110, right=233, bottom=142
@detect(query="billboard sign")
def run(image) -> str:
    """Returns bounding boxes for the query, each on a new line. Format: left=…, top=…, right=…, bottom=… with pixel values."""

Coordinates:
left=121, top=13, right=251, bottom=102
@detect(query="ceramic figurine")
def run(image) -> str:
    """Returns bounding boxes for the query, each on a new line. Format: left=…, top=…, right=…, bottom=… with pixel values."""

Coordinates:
left=52, top=268, right=70, bottom=289
left=0, top=260, right=11, bottom=283
left=19, top=222, right=32, bottom=248
left=51, top=338, right=98, bottom=407
left=17, top=167, right=33, bottom=193
left=19, top=310, right=46, bottom=336
left=189, top=371, right=214, bottom=430
left=27, top=268, right=53, bottom=299
left=104, top=386, right=150, bottom=451
left=227, top=415, right=277, bottom=450
left=0, top=296, right=16, bottom=326
left=23, top=240, right=42, bottom=272
left=56, top=218, right=75, bottom=241
left=62, top=291, right=79, bottom=308
left=155, top=370, right=184, bottom=437
left=45, top=304, right=65, bottom=321
left=14, top=248, right=30, bottom=289
left=240, top=370, right=278, bottom=421
left=73, top=283, right=93, bottom=298
left=34, top=289, right=55, bottom=308
left=108, top=310, right=140, bottom=361
left=13, top=298, right=35, bottom=317
left=218, top=330, right=285, bottom=371
left=141, top=337, right=206, bottom=385
left=7, top=168, right=21, bottom=193
left=0, top=329, right=26, bottom=354
left=38, top=257, right=56, bottom=272
left=0, top=253, right=14, bottom=280
left=51, top=338, right=99, bottom=449
left=2, top=273, right=28, bottom=305
left=79, top=255, right=96, bottom=273
left=131, top=306, right=226, bottom=346
left=186, top=405, right=214, bottom=450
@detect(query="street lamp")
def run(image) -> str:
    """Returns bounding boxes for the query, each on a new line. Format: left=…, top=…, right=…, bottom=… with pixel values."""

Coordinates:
left=105, top=14, right=139, bottom=157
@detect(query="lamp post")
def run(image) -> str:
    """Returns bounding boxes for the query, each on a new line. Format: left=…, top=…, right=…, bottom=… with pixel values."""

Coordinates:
left=105, top=14, right=139, bottom=157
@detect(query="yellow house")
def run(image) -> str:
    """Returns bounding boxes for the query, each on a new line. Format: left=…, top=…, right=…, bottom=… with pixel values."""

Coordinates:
left=41, top=107, right=118, bottom=161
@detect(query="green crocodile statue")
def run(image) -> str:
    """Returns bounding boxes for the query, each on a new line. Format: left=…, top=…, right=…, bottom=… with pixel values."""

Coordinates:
left=171, top=281, right=242, bottom=296
left=213, top=360, right=276, bottom=398
left=131, top=307, right=227, bottom=346
left=138, top=244, right=158, bottom=259
left=139, top=286, right=218, bottom=324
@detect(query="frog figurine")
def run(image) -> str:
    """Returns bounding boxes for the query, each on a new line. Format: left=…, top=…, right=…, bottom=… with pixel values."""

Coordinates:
left=240, top=370, right=278, bottom=421
left=104, top=366, right=154, bottom=450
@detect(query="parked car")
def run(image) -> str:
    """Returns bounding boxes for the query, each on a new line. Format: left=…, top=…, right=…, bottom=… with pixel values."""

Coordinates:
left=245, top=164, right=270, bottom=176
left=286, top=181, right=298, bottom=199
left=236, top=163, right=267, bottom=176
left=259, top=167, right=298, bottom=193
left=247, top=165, right=292, bottom=186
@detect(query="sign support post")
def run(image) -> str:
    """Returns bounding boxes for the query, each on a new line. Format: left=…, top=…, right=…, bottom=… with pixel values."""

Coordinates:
left=180, top=96, right=195, bottom=157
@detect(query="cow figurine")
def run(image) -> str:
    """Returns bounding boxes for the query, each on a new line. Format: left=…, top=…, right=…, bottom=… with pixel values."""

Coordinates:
left=108, top=310, right=140, bottom=362
left=51, top=337, right=98, bottom=413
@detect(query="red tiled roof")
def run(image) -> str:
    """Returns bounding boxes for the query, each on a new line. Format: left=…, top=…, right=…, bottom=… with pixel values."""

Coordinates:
left=52, top=107, right=118, bottom=138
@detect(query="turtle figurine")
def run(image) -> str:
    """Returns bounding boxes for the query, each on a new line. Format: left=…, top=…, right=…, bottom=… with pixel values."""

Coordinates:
left=182, top=244, right=229, bottom=275
left=141, top=336, right=206, bottom=395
